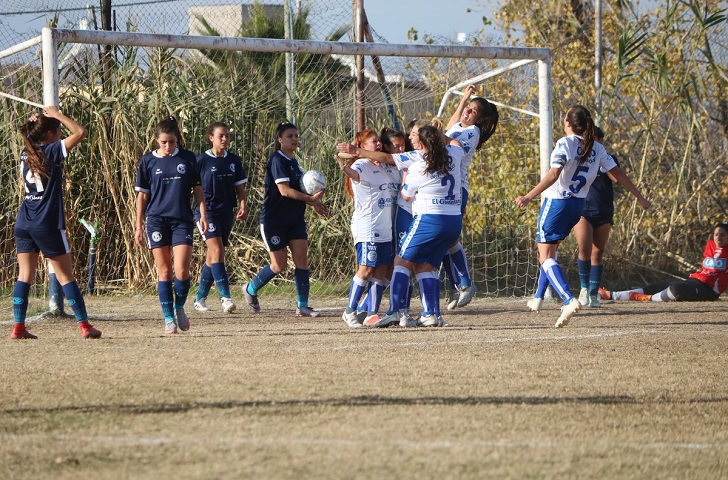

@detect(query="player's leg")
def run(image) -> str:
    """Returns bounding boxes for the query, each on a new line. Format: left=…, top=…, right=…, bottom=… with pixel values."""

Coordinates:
left=172, top=243, right=194, bottom=331
left=152, top=246, right=177, bottom=332
left=11, top=251, right=40, bottom=339
left=290, top=238, right=319, bottom=317
left=588, top=222, right=612, bottom=306
left=48, top=260, right=67, bottom=316
left=573, top=217, right=593, bottom=305
left=344, top=259, right=373, bottom=327
left=49, top=252, right=101, bottom=339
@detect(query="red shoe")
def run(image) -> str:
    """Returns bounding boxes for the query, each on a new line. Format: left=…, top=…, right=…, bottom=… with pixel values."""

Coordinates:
left=10, top=325, right=37, bottom=339
left=597, top=287, right=612, bottom=300
left=78, top=321, right=102, bottom=339
left=629, top=292, right=652, bottom=302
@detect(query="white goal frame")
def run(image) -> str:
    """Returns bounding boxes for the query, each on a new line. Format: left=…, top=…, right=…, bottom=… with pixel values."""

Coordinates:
left=40, top=27, right=553, bottom=174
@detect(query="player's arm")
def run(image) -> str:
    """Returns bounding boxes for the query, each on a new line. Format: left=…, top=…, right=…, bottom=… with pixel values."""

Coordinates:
left=514, top=166, right=561, bottom=207
left=134, top=191, right=149, bottom=247
left=235, top=183, right=248, bottom=220
left=335, top=155, right=360, bottom=182
left=193, top=185, right=208, bottom=234
left=400, top=170, right=413, bottom=202
left=43, top=106, right=87, bottom=151
left=336, top=143, right=395, bottom=165
left=277, top=181, right=324, bottom=205
left=446, top=84, right=476, bottom=130
left=606, top=166, right=651, bottom=210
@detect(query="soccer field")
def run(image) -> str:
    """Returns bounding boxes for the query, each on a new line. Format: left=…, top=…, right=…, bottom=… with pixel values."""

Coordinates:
left=2, top=294, right=727, bottom=479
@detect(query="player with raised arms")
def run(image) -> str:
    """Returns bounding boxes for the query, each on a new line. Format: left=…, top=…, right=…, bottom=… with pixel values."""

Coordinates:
left=135, top=116, right=208, bottom=334
left=515, top=105, right=650, bottom=327
left=338, top=123, right=464, bottom=327
left=442, top=84, right=499, bottom=310
left=10, top=106, right=102, bottom=339
left=336, top=129, right=398, bottom=328
left=242, top=122, right=327, bottom=317
left=192, top=122, right=248, bottom=314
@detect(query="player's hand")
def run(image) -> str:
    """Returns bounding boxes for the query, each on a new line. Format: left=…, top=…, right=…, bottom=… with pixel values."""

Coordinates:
left=198, top=215, right=208, bottom=235
left=514, top=195, right=531, bottom=208
left=42, top=105, right=60, bottom=118
left=313, top=202, right=328, bottom=217
left=463, top=84, right=476, bottom=97
left=336, top=143, right=357, bottom=155
left=309, top=189, right=325, bottom=204
left=639, top=198, right=651, bottom=210
left=134, top=227, right=145, bottom=247
left=236, top=203, right=248, bottom=220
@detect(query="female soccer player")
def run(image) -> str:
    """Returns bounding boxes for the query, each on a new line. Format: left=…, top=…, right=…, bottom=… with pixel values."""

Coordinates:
left=135, top=116, right=208, bottom=334
left=442, top=84, right=499, bottom=310
left=338, top=123, right=464, bottom=327
left=11, top=105, right=101, bottom=339
left=337, top=129, right=398, bottom=328
left=242, top=122, right=327, bottom=316
left=192, top=122, right=248, bottom=314
left=514, top=105, right=650, bottom=327
left=600, top=223, right=728, bottom=302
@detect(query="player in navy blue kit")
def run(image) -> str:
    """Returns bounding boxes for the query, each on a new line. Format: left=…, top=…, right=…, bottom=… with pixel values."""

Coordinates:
left=10, top=105, right=101, bottom=339
left=192, top=122, right=248, bottom=314
left=338, top=124, right=464, bottom=327
left=242, top=122, right=327, bottom=317
left=134, top=116, right=208, bottom=334
left=515, top=105, right=650, bottom=327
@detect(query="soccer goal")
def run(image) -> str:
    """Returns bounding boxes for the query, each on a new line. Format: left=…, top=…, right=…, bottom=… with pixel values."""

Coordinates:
left=1, top=27, right=552, bottom=297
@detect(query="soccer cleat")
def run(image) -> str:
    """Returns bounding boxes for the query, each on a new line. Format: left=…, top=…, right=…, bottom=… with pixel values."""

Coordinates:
left=372, top=312, right=399, bottom=328
left=437, top=315, right=450, bottom=327
left=418, top=313, right=438, bottom=327
left=589, top=295, right=601, bottom=308
left=165, top=319, right=178, bottom=334
left=78, top=320, right=102, bottom=339
left=363, top=313, right=380, bottom=326
left=398, top=309, right=418, bottom=328
left=554, top=298, right=582, bottom=328
left=176, top=308, right=190, bottom=332
left=194, top=297, right=209, bottom=312
left=598, top=287, right=612, bottom=300
left=10, top=325, right=37, bottom=340
left=355, top=310, right=367, bottom=323
left=578, top=288, right=589, bottom=306
left=220, top=297, right=236, bottom=314
left=456, top=283, right=477, bottom=308
left=242, top=283, right=260, bottom=313
left=296, top=306, right=320, bottom=318
left=342, top=309, right=362, bottom=328
left=527, top=297, right=543, bottom=313
left=447, top=289, right=459, bottom=310
left=629, top=292, right=652, bottom=302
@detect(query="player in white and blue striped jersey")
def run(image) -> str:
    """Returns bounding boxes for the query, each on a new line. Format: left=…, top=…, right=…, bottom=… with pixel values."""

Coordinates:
left=514, top=105, right=650, bottom=328
left=192, top=122, right=248, bottom=315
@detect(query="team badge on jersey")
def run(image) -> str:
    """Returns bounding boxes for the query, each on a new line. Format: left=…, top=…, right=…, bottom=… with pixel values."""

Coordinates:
left=229, top=163, right=235, bottom=172
left=177, top=164, right=187, bottom=174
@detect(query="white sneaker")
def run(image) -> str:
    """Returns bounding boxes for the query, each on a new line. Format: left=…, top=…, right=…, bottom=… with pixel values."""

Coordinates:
left=418, top=313, right=438, bottom=327
left=578, top=288, right=589, bottom=306
left=527, top=297, right=543, bottom=313
left=447, top=289, right=459, bottom=310
left=220, top=297, right=236, bottom=313
left=194, top=297, right=209, bottom=312
left=398, top=310, right=418, bottom=328
left=589, top=295, right=601, bottom=308
left=342, top=309, right=362, bottom=328
left=457, top=284, right=477, bottom=308
left=555, top=298, right=582, bottom=328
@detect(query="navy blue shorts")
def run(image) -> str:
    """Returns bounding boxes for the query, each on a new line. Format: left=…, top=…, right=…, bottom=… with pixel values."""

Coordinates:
left=145, top=215, right=194, bottom=249
left=394, top=206, right=413, bottom=254
left=15, top=226, right=70, bottom=258
left=260, top=222, right=308, bottom=252
left=356, top=241, right=394, bottom=267
left=197, top=211, right=234, bottom=246
left=581, top=212, right=614, bottom=229
left=537, top=198, right=585, bottom=243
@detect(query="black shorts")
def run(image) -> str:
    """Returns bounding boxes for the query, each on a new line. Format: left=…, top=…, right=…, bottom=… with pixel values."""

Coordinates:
left=259, top=222, right=307, bottom=252
left=197, top=211, right=234, bottom=247
left=15, top=226, right=70, bottom=258
left=581, top=212, right=614, bottom=229
left=145, top=215, right=194, bottom=249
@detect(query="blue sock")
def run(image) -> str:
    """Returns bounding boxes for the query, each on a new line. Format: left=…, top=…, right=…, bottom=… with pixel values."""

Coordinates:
left=61, top=281, right=88, bottom=322
left=12, top=281, right=31, bottom=324
left=589, top=265, right=604, bottom=297
left=416, top=271, right=439, bottom=316
left=390, top=265, right=411, bottom=312
left=196, top=264, right=214, bottom=301
left=543, top=258, right=573, bottom=303
left=434, top=275, right=441, bottom=316
left=211, top=262, right=231, bottom=298
left=368, top=278, right=385, bottom=314
left=49, top=272, right=65, bottom=312
left=406, top=280, right=414, bottom=310
left=294, top=268, right=310, bottom=308
left=535, top=266, right=550, bottom=299
left=577, top=258, right=591, bottom=289
left=347, top=275, right=368, bottom=312
left=450, top=243, right=471, bottom=287
left=249, top=265, right=276, bottom=295
left=158, top=281, right=175, bottom=321
left=173, top=277, right=190, bottom=311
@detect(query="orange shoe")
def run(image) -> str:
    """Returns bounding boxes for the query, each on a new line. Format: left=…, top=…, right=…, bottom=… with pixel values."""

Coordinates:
left=10, top=325, right=37, bottom=339
left=78, top=320, right=102, bottom=339
left=629, top=292, right=652, bottom=302
left=598, top=287, right=612, bottom=300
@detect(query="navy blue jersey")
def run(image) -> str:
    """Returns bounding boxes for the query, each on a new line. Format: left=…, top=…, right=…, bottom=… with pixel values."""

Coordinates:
left=16, top=140, right=67, bottom=231
left=260, top=150, right=306, bottom=226
left=135, top=148, right=200, bottom=223
left=194, top=150, right=247, bottom=216
left=582, top=154, right=618, bottom=219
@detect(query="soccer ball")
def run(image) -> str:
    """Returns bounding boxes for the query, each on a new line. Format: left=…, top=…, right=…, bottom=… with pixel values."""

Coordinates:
left=301, top=170, right=326, bottom=195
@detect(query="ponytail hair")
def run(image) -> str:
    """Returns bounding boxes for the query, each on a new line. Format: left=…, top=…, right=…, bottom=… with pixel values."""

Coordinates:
left=470, top=97, right=499, bottom=149
left=565, top=105, right=596, bottom=164
left=19, top=113, right=61, bottom=179
left=154, top=116, right=183, bottom=145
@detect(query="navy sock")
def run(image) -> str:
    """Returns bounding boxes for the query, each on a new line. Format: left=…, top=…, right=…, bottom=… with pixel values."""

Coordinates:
left=294, top=268, right=310, bottom=308
left=211, top=262, right=231, bottom=298
left=249, top=264, right=276, bottom=294
left=577, top=258, right=591, bottom=289
left=589, top=265, right=604, bottom=297
left=196, top=264, right=214, bottom=301
left=158, top=281, right=175, bottom=321
left=61, top=281, right=88, bottom=322
left=12, top=281, right=31, bottom=324
left=174, top=277, right=191, bottom=311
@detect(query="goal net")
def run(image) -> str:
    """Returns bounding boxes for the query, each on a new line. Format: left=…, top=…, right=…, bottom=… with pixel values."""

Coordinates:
left=0, top=7, right=551, bottom=300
